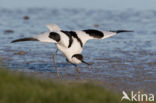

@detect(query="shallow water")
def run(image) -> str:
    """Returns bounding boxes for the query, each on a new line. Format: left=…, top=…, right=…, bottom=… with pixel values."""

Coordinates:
left=0, top=8, right=156, bottom=94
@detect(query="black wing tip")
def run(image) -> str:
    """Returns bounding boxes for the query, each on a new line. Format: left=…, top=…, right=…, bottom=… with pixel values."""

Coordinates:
left=111, top=30, right=134, bottom=33
left=11, top=40, right=16, bottom=43
left=11, top=38, right=39, bottom=43
left=11, top=39, right=20, bottom=43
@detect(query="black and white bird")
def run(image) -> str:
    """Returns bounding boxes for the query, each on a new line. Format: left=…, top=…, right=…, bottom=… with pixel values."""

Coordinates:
left=11, top=24, right=133, bottom=77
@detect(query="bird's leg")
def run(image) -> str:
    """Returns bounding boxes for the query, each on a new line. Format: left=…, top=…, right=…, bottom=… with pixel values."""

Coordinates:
left=72, top=64, right=80, bottom=73
left=82, top=60, right=93, bottom=69
left=66, top=59, right=80, bottom=73
left=73, top=64, right=80, bottom=73
left=52, top=49, right=61, bottom=78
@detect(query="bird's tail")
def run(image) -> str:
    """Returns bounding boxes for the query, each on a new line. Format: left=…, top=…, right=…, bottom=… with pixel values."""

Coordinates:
left=110, top=30, right=134, bottom=33
left=11, top=37, right=39, bottom=43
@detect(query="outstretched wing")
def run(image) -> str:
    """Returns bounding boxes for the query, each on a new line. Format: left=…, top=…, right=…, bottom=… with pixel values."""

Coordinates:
left=59, top=29, right=133, bottom=48
left=11, top=24, right=61, bottom=44
left=75, top=29, right=133, bottom=47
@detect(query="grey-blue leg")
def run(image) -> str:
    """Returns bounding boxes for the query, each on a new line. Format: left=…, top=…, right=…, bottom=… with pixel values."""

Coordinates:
left=52, top=49, right=61, bottom=78
left=66, top=59, right=80, bottom=73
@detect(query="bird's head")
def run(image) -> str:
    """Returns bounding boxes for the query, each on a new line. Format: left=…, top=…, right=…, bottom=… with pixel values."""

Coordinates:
left=71, top=54, right=83, bottom=64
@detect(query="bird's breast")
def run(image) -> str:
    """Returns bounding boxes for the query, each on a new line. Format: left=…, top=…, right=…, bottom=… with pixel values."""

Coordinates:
left=56, top=43, right=82, bottom=63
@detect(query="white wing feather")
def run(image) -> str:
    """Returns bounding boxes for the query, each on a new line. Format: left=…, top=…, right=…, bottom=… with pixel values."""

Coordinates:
left=46, top=24, right=61, bottom=31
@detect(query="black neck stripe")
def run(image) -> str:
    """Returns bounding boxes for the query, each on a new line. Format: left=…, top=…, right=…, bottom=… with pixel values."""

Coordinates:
left=61, top=30, right=83, bottom=48
left=83, top=29, right=104, bottom=39
left=69, top=31, right=83, bottom=47
left=61, top=30, right=73, bottom=48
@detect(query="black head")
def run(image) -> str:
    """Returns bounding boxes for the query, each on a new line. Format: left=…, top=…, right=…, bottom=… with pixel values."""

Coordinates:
left=72, top=54, right=83, bottom=61
left=49, top=32, right=60, bottom=42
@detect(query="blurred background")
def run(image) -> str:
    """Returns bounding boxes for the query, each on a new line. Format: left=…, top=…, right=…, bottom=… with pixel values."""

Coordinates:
left=1, top=0, right=156, bottom=10
left=0, top=0, right=156, bottom=102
